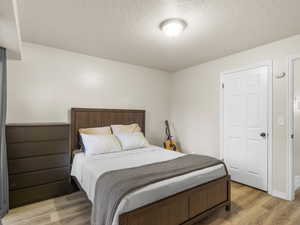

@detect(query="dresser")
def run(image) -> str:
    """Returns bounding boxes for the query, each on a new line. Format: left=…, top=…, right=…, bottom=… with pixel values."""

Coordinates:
left=6, top=123, right=74, bottom=208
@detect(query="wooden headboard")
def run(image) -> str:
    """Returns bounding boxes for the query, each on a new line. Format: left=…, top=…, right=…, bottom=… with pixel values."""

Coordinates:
left=70, top=108, right=145, bottom=152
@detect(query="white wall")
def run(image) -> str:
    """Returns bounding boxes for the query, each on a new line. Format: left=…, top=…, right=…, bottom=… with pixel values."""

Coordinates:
left=170, top=35, right=300, bottom=198
left=7, top=43, right=171, bottom=145
left=294, top=59, right=300, bottom=178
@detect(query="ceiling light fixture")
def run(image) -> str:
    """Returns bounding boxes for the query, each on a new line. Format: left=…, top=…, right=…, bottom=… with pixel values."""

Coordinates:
left=159, top=18, right=187, bottom=37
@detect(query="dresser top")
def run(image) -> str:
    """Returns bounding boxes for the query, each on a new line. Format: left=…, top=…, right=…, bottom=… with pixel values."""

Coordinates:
left=6, top=122, right=70, bottom=127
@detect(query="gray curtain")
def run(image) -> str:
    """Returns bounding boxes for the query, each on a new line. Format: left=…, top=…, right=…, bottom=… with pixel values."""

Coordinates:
left=0, top=47, right=8, bottom=224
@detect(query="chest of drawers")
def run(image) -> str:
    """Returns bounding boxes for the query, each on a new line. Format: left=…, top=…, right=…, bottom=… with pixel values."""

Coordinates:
left=6, top=123, right=74, bottom=208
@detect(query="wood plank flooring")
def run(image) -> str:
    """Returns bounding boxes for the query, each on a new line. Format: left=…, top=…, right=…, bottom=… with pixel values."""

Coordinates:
left=3, top=182, right=300, bottom=225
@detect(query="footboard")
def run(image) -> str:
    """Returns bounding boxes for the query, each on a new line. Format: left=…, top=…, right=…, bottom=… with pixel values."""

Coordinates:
left=119, top=175, right=231, bottom=225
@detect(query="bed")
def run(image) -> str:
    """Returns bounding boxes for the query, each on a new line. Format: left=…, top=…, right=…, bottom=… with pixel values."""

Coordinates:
left=70, top=108, right=231, bottom=225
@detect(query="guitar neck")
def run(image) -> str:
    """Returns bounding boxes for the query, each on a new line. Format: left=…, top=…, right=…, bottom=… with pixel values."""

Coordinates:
left=165, top=120, right=172, bottom=140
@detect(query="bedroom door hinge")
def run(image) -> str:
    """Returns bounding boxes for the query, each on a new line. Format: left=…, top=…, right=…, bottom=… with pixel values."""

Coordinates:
left=222, top=83, right=224, bottom=88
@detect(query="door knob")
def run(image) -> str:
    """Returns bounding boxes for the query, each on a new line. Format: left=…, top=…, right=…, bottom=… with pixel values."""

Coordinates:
left=260, top=132, right=266, bottom=138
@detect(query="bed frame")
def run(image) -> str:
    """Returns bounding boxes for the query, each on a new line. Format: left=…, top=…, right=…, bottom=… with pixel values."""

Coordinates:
left=70, top=108, right=231, bottom=225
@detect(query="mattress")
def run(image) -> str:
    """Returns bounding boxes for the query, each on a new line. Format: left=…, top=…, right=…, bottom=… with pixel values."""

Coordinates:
left=71, top=145, right=226, bottom=225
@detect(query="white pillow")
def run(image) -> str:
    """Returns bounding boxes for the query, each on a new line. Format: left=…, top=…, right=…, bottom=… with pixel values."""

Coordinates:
left=111, top=123, right=141, bottom=134
left=80, top=134, right=121, bottom=155
left=115, top=132, right=150, bottom=150
left=79, top=126, right=111, bottom=135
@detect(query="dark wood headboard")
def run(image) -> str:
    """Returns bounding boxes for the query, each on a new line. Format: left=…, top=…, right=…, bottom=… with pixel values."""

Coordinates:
left=70, top=108, right=145, bottom=152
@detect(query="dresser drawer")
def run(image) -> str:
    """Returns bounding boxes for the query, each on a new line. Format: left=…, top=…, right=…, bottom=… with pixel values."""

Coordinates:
left=9, top=180, right=73, bottom=208
left=6, top=125, right=69, bottom=143
left=9, top=167, right=70, bottom=190
left=7, top=140, right=68, bottom=159
left=8, top=154, right=69, bottom=174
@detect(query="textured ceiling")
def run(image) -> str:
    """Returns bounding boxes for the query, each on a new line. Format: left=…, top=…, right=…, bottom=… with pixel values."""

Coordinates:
left=17, top=0, right=300, bottom=71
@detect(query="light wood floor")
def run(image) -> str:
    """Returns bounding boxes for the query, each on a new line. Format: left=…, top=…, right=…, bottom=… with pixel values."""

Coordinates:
left=3, top=182, right=300, bottom=225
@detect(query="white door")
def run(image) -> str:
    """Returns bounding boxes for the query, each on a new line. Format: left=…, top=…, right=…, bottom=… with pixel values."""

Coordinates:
left=223, top=66, right=269, bottom=191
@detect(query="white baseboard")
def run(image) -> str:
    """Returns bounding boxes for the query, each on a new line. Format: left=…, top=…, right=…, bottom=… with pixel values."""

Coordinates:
left=295, top=176, right=300, bottom=190
left=271, top=190, right=289, bottom=200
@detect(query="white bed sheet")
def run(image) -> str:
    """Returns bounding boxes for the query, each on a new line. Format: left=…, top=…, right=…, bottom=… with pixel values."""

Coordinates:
left=71, top=146, right=226, bottom=225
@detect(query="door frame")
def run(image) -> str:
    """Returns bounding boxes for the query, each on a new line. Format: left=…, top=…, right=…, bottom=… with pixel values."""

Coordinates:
left=220, top=61, right=273, bottom=195
left=287, top=55, right=300, bottom=201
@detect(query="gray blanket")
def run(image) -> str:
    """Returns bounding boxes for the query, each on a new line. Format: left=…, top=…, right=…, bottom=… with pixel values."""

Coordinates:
left=91, top=154, right=226, bottom=225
